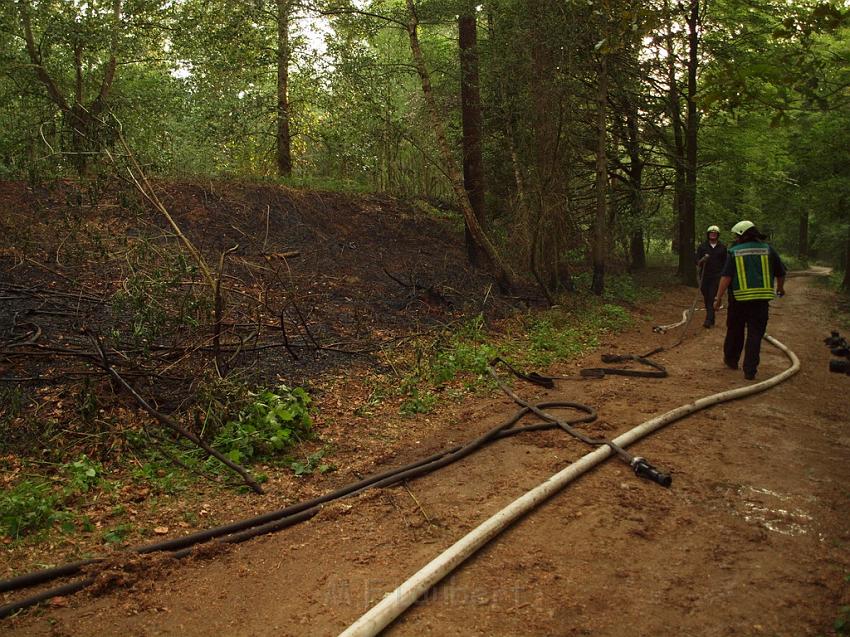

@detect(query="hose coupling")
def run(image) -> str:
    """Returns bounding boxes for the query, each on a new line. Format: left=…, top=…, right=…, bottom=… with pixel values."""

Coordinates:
left=824, top=331, right=845, bottom=348
left=829, top=359, right=850, bottom=375
left=630, top=456, right=673, bottom=488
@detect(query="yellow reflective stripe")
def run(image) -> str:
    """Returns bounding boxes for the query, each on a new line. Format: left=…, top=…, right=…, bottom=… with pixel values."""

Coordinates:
left=761, top=254, right=770, bottom=289
left=735, top=255, right=748, bottom=291
left=733, top=288, right=774, bottom=300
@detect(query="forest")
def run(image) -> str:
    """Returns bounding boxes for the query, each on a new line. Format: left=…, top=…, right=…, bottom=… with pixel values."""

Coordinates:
left=2, top=1, right=850, bottom=634
left=1, top=0, right=848, bottom=291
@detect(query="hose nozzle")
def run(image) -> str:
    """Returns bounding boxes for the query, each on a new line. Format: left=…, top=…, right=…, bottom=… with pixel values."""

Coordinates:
left=630, top=457, right=672, bottom=488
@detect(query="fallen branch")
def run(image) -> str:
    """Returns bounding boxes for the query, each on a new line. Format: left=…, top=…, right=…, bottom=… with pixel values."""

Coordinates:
left=87, top=332, right=264, bottom=494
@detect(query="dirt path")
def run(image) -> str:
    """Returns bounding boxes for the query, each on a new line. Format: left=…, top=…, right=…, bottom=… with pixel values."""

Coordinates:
left=5, top=275, right=850, bottom=636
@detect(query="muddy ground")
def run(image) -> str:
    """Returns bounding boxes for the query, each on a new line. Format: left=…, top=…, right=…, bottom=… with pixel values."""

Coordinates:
left=3, top=272, right=849, bottom=635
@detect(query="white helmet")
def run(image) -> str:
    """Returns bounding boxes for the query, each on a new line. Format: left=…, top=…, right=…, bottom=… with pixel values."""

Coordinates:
left=731, top=220, right=756, bottom=236
left=706, top=225, right=720, bottom=234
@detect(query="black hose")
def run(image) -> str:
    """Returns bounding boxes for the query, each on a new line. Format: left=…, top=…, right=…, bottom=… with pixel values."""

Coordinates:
left=0, top=401, right=595, bottom=619
left=486, top=361, right=671, bottom=486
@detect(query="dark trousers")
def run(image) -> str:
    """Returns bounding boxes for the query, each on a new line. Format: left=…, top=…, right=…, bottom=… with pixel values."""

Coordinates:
left=723, top=298, right=770, bottom=375
left=701, top=276, right=720, bottom=324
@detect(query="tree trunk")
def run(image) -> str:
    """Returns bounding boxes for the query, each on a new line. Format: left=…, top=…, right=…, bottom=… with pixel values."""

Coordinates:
left=459, top=8, right=486, bottom=266
left=405, top=0, right=515, bottom=290
left=276, top=0, right=292, bottom=177
left=630, top=230, right=646, bottom=271
left=530, top=11, right=554, bottom=190
left=841, top=224, right=850, bottom=292
left=528, top=3, right=566, bottom=296
left=679, top=0, right=699, bottom=286
left=624, top=95, right=646, bottom=271
left=798, top=210, right=809, bottom=265
left=664, top=0, right=685, bottom=257
left=592, top=51, right=608, bottom=296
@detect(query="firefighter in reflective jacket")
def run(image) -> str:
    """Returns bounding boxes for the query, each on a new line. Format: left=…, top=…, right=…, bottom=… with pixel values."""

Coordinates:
left=713, top=220, right=787, bottom=381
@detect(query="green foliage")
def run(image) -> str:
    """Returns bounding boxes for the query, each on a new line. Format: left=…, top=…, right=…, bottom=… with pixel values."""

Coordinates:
left=0, top=481, right=66, bottom=539
left=387, top=299, right=635, bottom=415
left=110, top=239, right=211, bottom=347
left=0, top=452, right=113, bottom=539
left=102, top=524, right=133, bottom=544
left=602, top=274, right=656, bottom=304
left=570, top=273, right=655, bottom=305
left=835, top=574, right=850, bottom=635
left=837, top=605, right=850, bottom=635
left=63, top=455, right=104, bottom=495
left=524, top=318, right=587, bottom=367
left=122, top=428, right=194, bottom=494
left=131, top=461, right=189, bottom=495
left=75, top=378, right=101, bottom=423
left=211, top=386, right=313, bottom=464
left=430, top=339, right=498, bottom=384
left=596, top=303, right=633, bottom=330
left=399, top=388, right=439, bottom=416
left=424, top=316, right=496, bottom=378
left=290, top=449, right=336, bottom=477
left=388, top=315, right=498, bottom=415
left=521, top=302, right=631, bottom=366
left=353, top=388, right=386, bottom=417
left=0, top=385, right=28, bottom=423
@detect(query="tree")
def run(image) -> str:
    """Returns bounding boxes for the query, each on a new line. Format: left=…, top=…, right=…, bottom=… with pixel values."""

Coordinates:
left=679, top=0, right=699, bottom=286
left=277, top=0, right=293, bottom=176
left=695, top=0, right=850, bottom=283
left=15, top=0, right=123, bottom=175
left=404, top=0, right=515, bottom=288
left=592, top=44, right=609, bottom=295
left=459, top=4, right=486, bottom=265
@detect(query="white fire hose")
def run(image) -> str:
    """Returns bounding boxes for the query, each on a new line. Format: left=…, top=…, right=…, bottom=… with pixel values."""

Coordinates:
left=339, top=334, right=800, bottom=637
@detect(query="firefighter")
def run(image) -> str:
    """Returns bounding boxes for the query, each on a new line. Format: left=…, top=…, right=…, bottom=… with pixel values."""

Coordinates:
left=713, top=221, right=787, bottom=380
left=695, top=224, right=727, bottom=327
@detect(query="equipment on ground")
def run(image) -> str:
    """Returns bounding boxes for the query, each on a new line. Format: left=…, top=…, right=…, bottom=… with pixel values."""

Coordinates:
left=825, top=331, right=850, bottom=375
left=489, top=357, right=672, bottom=488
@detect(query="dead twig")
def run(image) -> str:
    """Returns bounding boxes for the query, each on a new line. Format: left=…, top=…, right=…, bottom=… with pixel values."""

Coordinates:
left=279, top=310, right=299, bottom=361
left=262, top=204, right=271, bottom=254
left=213, top=245, right=239, bottom=378
left=403, top=482, right=434, bottom=527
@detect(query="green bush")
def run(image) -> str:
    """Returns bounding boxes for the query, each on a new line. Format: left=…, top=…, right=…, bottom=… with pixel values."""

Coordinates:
left=602, top=274, right=643, bottom=303
left=596, top=303, right=633, bottom=330
left=211, top=386, right=313, bottom=464
left=524, top=318, right=586, bottom=366
left=63, top=455, right=104, bottom=495
left=0, top=454, right=111, bottom=539
left=290, top=449, right=335, bottom=476
left=428, top=314, right=497, bottom=382
left=102, top=523, right=133, bottom=544
left=399, top=388, right=439, bottom=415
left=430, top=341, right=498, bottom=383
left=0, top=480, right=66, bottom=539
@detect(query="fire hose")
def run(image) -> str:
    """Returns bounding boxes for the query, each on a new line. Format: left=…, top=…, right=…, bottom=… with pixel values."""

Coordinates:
left=1, top=316, right=792, bottom=622
left=1, top=399, right=599, bottom=618
left=339, top=334, right=800, bottom=637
